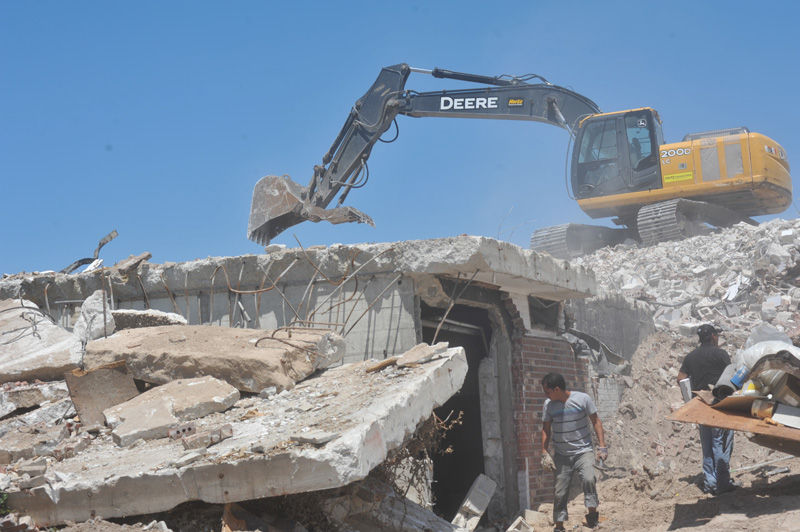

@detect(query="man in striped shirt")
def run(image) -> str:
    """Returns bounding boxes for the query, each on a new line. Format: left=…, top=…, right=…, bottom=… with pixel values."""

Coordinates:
left=541, top=372, right=607, bottom=531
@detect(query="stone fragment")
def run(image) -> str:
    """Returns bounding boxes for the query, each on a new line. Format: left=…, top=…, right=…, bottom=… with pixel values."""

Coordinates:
left=290, top=430, right=339, bottom=446
left=396, top=342, right=449, bottom=367
left=181, top=424, right=233, bottom=450
left=103, top=376, right=239, bottom=447
left=16, top=458, right=47, bottom=477
left=52, top=434, right=91, bottom=461
left=72, top=290, right=115, bottom=344
left=0, top=299, right=81, bottom=384
left=173, top=448, right=207, bottom=468
left=112, top=252, right=152, bottom=277
left=451, top=473, right=497, bottom=530
left=112, top=309, right=188, bottom=330
left=85, top=325, right=346, bottom=393
left=678, top=322, right=703, bottom=337
left=523, top=509, right=550, bottom=528
left=779, top=229, right=795, bottom=244
left=18, top=474, right=48, bottom=489
left=64, top=361, right=139, bottom=427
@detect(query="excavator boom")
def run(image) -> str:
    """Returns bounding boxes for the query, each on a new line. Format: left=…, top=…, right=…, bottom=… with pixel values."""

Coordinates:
left=247, top=63, right=600, bottom=245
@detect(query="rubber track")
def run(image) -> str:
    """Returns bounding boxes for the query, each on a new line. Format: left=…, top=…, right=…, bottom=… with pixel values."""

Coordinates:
left=636, top=199, right=684, bottom=246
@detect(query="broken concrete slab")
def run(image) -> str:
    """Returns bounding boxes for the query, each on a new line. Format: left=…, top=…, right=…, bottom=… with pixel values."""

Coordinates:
left=5, top=347, right=467, bottom=525
left=0, top=381, right=69, bottom=419
left=0, top=299, right=81, bottom=384
left=84, top=325, right=346, bottom=393
left=103, top=376, right=240, bottom=447
left=64, top=361, right=139, bottom=427
left=72, top=290, right=115, bottom=344
left=112, top=309, right=188, bottom=330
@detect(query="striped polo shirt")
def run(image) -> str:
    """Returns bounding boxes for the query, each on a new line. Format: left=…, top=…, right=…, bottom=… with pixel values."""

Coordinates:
left=543, top=391, right=596, bottom=456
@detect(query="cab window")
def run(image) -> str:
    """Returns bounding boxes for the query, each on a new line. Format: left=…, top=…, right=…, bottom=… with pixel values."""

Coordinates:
left=578, top=119, right=617, bottom=163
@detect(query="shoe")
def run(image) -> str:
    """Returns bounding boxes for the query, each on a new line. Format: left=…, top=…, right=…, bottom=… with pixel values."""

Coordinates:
left=716, top=480, right=741, bottom=494
left=700, top=483, right=715, bottom=494
left=586, top=510, right=599, bottom=528
left=554, top=526, right=566, bottom=532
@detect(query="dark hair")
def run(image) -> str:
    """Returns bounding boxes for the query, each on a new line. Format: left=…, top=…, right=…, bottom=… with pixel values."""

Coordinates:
left=542, top=372, right=566, bottom=390
left=697, top=324, right=718, bottom=343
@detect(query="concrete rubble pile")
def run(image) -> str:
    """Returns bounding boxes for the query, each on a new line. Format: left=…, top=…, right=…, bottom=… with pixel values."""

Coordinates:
left=574, top=218, right=800, bottom=346
left=0, top=295, right=471, bottom=530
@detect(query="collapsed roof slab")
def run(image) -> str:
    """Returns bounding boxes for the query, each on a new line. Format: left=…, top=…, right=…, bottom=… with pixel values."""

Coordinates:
left=0, top=236, right=595, bottom=309
left=6, top=348, right=468, bottom=526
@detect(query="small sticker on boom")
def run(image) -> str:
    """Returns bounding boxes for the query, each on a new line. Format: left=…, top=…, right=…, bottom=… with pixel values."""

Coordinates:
left=508, top=98, right=524, bottom=107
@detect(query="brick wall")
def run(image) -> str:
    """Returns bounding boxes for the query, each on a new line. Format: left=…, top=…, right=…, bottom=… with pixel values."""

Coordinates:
left=503, top=295, right=590, bottom=507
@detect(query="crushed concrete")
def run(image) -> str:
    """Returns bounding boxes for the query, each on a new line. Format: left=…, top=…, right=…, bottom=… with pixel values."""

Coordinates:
left=0, top=299, right=81, bottom=383
left=103, top=376, right=240, bottom=447
left=575, top=218, right=800, bottom=347
left=4, top=347, right=467, bottom=526
left=83, top=325, right=346, bottom=393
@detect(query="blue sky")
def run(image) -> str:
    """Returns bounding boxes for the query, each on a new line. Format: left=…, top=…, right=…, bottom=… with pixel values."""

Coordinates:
left=2, top=1, right=799, bottom=274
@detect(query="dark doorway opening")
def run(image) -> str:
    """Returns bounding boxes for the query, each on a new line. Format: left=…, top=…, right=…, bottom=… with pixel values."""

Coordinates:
left=421, top=301, right=492, bottom=520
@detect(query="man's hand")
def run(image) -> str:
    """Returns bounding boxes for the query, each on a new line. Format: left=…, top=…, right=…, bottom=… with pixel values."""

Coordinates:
left=596, top=446, right=608, bottom=461
left=541, top=452, right=556, bottom=471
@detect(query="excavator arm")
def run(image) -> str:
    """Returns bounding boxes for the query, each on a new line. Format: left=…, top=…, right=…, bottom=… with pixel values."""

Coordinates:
left=248, top=63, right=600, bottom=245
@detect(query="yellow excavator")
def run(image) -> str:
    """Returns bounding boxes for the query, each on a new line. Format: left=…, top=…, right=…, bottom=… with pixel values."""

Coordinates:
left=247, top=64, right=791, bottom=258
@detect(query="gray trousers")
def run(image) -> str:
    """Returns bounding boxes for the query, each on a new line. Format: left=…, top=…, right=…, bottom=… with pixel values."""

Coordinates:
left=553, top=450, right=598, bottom=523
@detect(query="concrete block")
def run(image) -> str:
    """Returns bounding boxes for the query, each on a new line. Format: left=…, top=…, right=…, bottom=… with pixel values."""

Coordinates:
left=85, top=325, right=346, bottom=393
left=451, top=473, right=497, bottom=530
left=104, top=377, right=239, bottom=447
left=779, top=229, right=795, bottom=244
left=0, top=299, right=82, bottom=384
left=72, top=290, right=115, bottom=344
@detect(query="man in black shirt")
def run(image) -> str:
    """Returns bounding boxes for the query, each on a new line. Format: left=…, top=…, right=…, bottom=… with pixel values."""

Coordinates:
left=677, top=324, right=736, bottom=494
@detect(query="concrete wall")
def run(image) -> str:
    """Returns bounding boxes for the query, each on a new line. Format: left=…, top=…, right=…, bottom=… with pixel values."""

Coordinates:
left=115, top=273, right=418, bottom=364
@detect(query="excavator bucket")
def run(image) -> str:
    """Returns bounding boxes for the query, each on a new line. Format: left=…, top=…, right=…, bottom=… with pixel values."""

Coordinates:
left=247, top=175, right=374, bottom=246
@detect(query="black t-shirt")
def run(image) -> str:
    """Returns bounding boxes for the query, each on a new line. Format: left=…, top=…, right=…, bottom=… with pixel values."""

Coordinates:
left=679, top=344, right=731, bottom=391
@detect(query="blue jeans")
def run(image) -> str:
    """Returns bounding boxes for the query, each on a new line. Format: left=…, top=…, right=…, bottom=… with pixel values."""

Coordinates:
left=553, top=450, right=598, bottom=523
left=698, top=425, right=733, bottom=492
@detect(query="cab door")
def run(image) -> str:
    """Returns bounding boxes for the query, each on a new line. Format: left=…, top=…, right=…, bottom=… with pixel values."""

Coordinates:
left=622, top=110, right=662, bottom=191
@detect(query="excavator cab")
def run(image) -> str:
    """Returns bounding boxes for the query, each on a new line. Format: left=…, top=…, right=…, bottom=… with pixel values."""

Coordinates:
left=571, top=108, right=664, bottom=200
